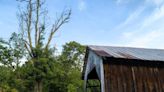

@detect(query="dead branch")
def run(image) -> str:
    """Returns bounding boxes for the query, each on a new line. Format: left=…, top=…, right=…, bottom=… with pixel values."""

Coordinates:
left=35, top=0, right=40, bottom=47
left=27, top=0, right=33, bottom=51
left=45, top=10, right=71, bottom=49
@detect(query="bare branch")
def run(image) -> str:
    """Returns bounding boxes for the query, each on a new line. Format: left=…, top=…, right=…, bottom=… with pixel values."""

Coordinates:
left=24, top=43, right=33, bottom=57
left=23, top=39, right=31, bottom=47
left=35, top=0, right=40, bottom=46
left=27, top=0, right=33, bottom=50
left=45, top=9, right=71, bottom=49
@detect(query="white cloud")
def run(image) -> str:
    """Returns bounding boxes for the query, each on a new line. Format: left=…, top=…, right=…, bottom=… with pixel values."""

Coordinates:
left=126, top=30, right=163, bottom=48
left=117, top=0, right=164, bottom=49
left=116, top=0, right=164, bottom=31
left=116, top=0, right=122, bottom=4
left=115, top=6, right=145, bottom=31
left=116, top=0, right=133, bottom=5
left=78, top=0, right=86, bottom=11
left=122, top=31, right=134, bottom=38
left=146, top=0, right=164, bottom=6
left=141, top=4, right=164, bottom=29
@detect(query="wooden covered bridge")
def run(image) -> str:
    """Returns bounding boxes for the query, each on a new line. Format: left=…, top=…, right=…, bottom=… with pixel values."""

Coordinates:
left=82, top=45, right=164, bottom=92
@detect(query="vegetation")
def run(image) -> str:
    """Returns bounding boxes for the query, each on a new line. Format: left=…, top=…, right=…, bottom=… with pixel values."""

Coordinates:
left=0, top=0, right=86, bottom=92
left=0, top=39, right=85, bottom=92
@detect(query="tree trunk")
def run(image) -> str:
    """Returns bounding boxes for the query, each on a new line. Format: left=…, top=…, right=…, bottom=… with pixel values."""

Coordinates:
left=34, top=81, right=42, bottom=92
left=0, top=87, right=2, bottom=92
left=38, top=81, right=42, bottom=92
left=0, top=87, right=4, bottom=92
left=34, top=82, right=39, bottom=92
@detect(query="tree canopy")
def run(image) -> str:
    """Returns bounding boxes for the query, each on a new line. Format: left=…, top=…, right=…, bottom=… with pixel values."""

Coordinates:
left=0, top=0, right=87, bottom=92
left=0, top=40, right=86, bottom=92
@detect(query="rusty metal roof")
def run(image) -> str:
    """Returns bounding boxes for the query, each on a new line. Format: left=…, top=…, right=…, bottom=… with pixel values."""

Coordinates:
left=88, top=45, right=164, bottom=61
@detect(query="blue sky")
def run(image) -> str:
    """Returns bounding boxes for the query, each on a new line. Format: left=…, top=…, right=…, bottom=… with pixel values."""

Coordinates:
left=1, top=0, right=164, bottom=50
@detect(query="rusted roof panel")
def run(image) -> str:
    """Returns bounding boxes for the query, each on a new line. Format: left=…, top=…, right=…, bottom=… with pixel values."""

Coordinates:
left=94, top=50, right=112, bottom=57
left=88, top=45, right=164, bottom=61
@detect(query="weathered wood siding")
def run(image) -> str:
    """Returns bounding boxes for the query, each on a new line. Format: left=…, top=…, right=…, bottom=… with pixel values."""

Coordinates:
left=104, top=60, right=164, bottom=92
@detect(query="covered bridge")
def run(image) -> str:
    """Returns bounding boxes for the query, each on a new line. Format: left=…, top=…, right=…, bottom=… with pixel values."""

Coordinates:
left=82, top=45, right=164, bottom=92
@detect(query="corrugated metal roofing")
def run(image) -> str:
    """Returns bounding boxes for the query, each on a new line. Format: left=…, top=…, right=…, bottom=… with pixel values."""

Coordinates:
left=88, top=45, right=164, bottom=61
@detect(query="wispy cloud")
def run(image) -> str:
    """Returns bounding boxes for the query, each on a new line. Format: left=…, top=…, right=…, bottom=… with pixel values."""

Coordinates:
left=78, top=0, right=86, bottom=11
left=141, top=4, right=164, bottom=29
left=117, top=0, right=164, bottom=48
left=146, top=0, right=164, bottom=6
left=116, top=0, right=123, bottom=4
left=125, top=30, right=163, bottom=48
left=115, top=6, right=145, bottom=31
left=116, top=0, right=133, bottom=5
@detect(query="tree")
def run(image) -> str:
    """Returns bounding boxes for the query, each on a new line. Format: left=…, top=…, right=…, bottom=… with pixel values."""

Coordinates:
left=60, top=41, right=85, bottom=70
left=0, top=37, right=85, bottom=92
left=0, top=33, right=25, bottom=68
left=0, top=0, right=90, bottom=91
left=57, top=41, right=85, bottom=92
left=18, top=41, right=85, bottom=92
left=0, top=33, right=25, bottom=92
left=17, top=0, right=71, bottom=56
left=0, top=38, right=12, bottom=67
left=16, top=0, right=71, bottom=92
left=9, top=32, right=25, bottom=68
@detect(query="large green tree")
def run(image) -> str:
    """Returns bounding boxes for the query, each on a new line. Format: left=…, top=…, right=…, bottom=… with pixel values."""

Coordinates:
left=0, top=0, right=89, bottom=92
left=0, top=33, right=25, bottom=92
left=58, top=41, right=85, bottom=92
left=16, top=0, right=71, bottom=91
left=18, top=41, right=85, bottom=92
left=0, top=37, right=86, bottom=92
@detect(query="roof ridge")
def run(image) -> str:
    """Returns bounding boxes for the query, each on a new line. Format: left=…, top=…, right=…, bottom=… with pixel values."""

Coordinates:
left=88, top=45, right=164, bottom=51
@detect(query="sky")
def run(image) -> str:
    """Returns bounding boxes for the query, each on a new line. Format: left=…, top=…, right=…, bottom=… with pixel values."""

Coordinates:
left=1, top=0, right=164, bottom=50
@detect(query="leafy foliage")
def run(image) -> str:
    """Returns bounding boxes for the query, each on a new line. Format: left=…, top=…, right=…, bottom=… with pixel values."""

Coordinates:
left=0, top=0, right=86, bottom=91
left=0, top=32, right=25, bottom=68
left=0, top=39, right=85, bottom=92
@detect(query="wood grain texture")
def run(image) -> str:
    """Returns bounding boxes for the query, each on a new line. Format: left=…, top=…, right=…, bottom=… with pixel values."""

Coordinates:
left=104, top=62, right=164, bottom=92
